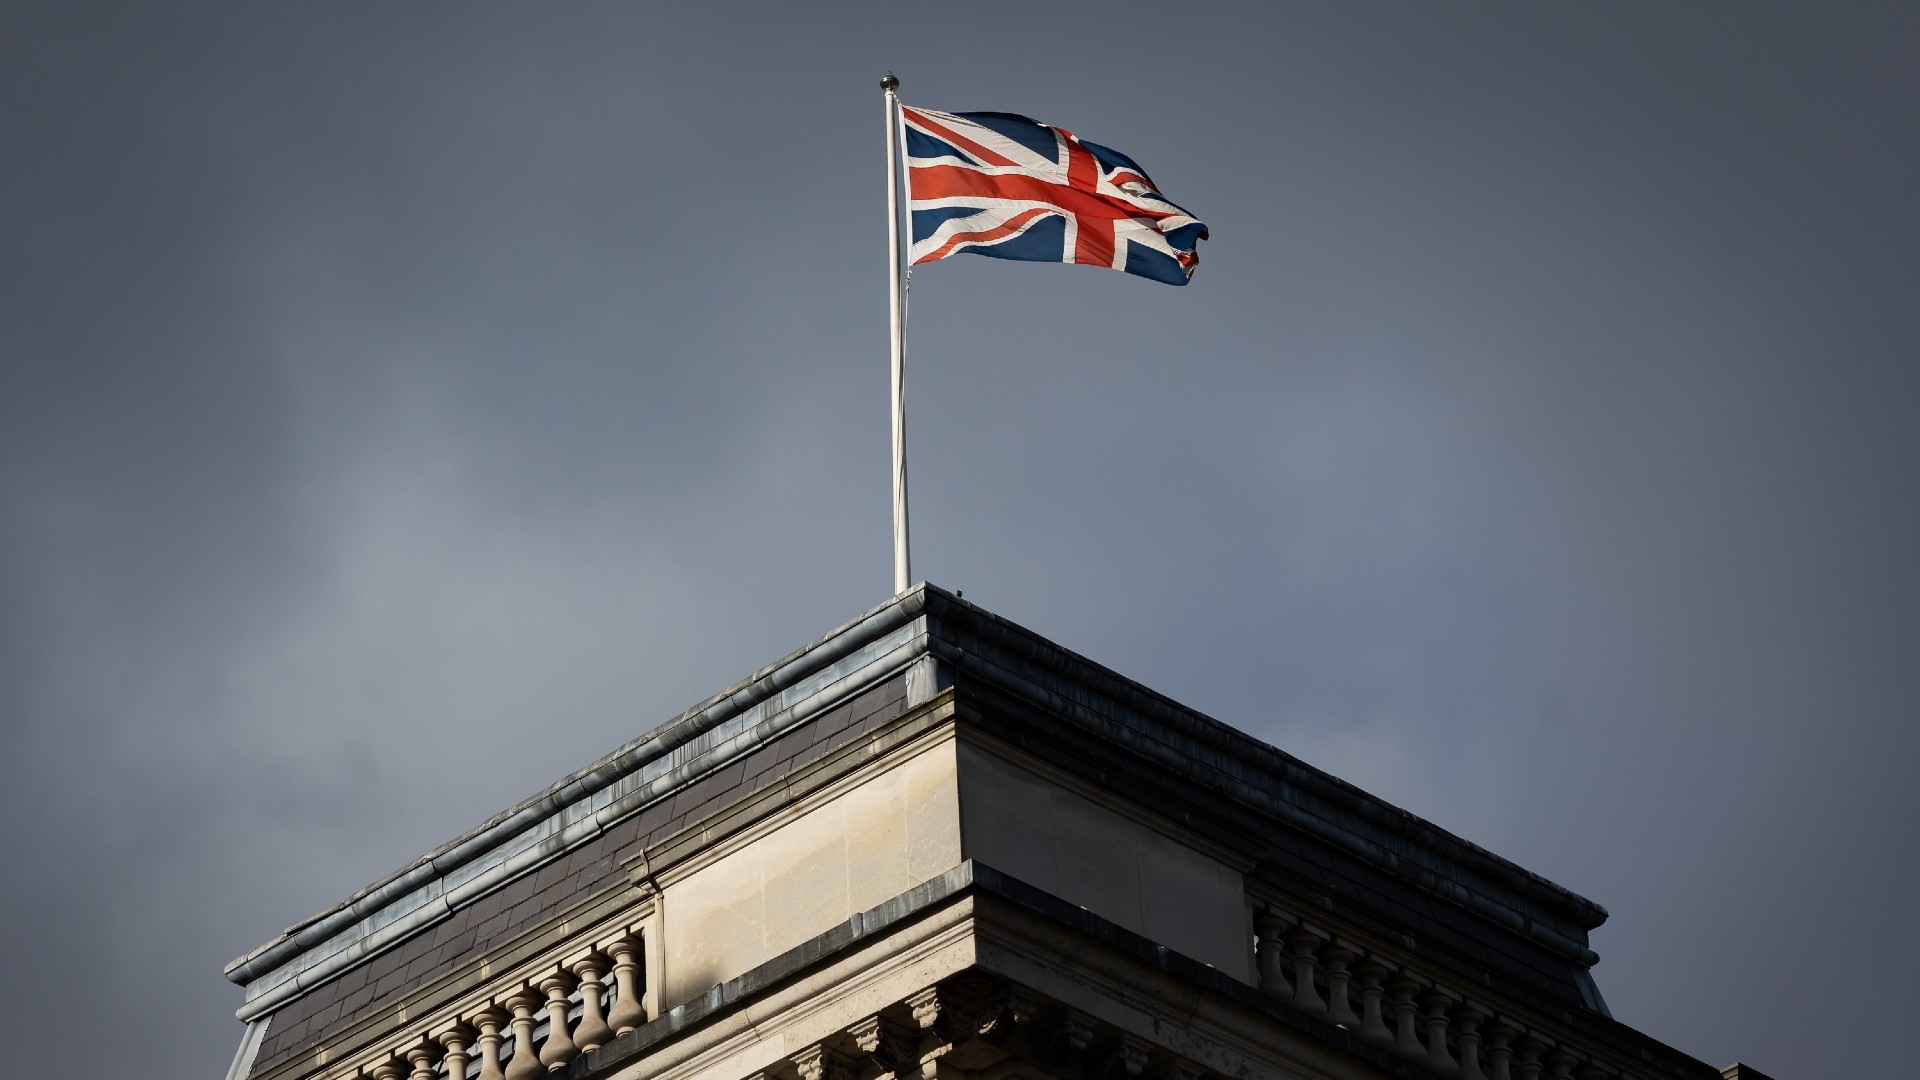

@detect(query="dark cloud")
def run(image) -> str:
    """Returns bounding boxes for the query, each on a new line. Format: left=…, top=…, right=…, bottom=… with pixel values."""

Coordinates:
left=3, top=4, right=1914, bottom=1077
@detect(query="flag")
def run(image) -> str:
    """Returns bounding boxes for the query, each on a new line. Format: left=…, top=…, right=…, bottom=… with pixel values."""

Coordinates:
left=901, top=106, right=1207, bottom=285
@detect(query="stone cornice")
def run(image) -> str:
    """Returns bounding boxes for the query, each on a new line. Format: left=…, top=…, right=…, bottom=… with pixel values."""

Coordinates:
left=913, top=589, right=1608, bottom=958
left=225, top=587, right=935, bottom=1015
left=226, top=582, right=1611, bottom=1026
left=570, top=862, right=1707, bottom=1080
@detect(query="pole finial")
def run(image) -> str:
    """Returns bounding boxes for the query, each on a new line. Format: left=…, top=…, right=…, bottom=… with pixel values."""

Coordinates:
left=880, top=72, right=899, bottom=93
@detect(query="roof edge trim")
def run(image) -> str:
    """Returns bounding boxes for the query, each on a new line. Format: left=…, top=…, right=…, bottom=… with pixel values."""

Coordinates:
left=224, top=585, right=932, bottom=988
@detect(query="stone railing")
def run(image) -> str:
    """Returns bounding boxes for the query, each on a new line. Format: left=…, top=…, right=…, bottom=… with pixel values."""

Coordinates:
left=333, top=929, right=649, bottom=1080
left=743, top=973, right=1216, bottom=1080
left=1252, top=900, right=1646, bottom=1080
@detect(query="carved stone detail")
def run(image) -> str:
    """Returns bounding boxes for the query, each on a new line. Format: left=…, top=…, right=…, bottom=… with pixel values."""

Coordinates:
left=905, top=978, right=1010, bottom=1045
left=1006, top=989, right=1043, bottom=1028
left=1088, top=1033, right=1153, bottom=1080
left=1028, top=1008, right=1098, bottom=1066
left=907, top=987, right=944, bottom=1032
left=1149, top=1058, right=1209, bottom=1080
left=850, top=1015, right=919, bottom=1072
left=791, top=1042, right=861, bottom=1080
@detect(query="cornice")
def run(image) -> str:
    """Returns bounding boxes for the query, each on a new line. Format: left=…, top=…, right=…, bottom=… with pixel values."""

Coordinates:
left=225, top=582, right=1613, bottom=1028
left=225, top=585, right=936, bottom=1017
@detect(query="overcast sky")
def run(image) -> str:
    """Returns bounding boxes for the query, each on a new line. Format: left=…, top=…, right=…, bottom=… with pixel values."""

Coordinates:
left=3, top=4, right=1915, bottom=1078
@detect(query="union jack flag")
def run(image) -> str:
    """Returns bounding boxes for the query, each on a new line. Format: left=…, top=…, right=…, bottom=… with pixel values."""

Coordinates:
left=902, top=107, right=1208, bottom=286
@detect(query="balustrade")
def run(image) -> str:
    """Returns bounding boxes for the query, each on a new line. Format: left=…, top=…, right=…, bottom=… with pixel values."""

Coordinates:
left=1249, top=901, right=1635, bottom=1080
left=324, top=927, right=649, bottom=1080
left=726, top=974, right=1631, bottom=1080
left=324, top=905, right=1640, bottom=1080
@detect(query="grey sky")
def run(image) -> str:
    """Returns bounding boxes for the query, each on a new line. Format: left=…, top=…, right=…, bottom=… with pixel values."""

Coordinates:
left=3, top=4, right=1915, bottom=1077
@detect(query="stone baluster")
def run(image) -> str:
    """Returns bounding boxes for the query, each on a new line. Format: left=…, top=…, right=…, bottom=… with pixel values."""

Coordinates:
left=1354, top=962, right=1395, bottom=1046
left=371, top=1061, right=407, bottom=1080
left=1454, top=1006, right=1487, bottom=1080
left=1485, top=1024, right=1516, bottom=1080
left=1514, top=1039, right=1546, bottom=1080
left=503, top=991, right=546, bottom=1080
left=537, top=972, right=580, bottom=1070
left=438, top=1027, right=473, bottom=1080
left=406, top=1041, right=440, bottom=1080
left=1545, top=1050, right=1578, bottom=1080
left=1422, top=990, right=1459, bottom=1075
left=1286, top=929, right=1328, bottom=1016
left=570, top=955, right=615, bottom=1052
left=1253, top=915, right=1291, bottom=1000
left=1388, top=977, right=1427, bottom=1059
left=472, top=1006, right=510, bottom=1076
left=606, top=936, right=647, bottom=1036
left=472, top=1008, right=508, bottom=1080
left=1321, top=945, right=1362, bottom=1029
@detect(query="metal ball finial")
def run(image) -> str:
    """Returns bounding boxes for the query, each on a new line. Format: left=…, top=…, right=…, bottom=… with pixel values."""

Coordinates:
left=880, top=72, right=899, bottom=93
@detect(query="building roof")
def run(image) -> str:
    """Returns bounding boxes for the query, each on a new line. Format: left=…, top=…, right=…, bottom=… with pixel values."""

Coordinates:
left=227, top=583, right=1612, bottom=1033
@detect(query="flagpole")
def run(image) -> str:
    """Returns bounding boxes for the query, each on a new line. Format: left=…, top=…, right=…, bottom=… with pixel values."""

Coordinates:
left=882, top=73, right=911, bottom=596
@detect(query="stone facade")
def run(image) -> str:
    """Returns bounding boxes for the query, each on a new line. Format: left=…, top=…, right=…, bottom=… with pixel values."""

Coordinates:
left=222, top=585, right=1751, bottom=1080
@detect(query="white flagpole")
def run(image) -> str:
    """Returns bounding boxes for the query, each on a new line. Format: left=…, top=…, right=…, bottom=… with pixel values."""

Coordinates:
left=882, top=73, right=911, bottom=596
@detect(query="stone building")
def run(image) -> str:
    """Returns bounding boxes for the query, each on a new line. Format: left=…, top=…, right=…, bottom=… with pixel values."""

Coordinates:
left=221, top=585, right=1772, bottom=1080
